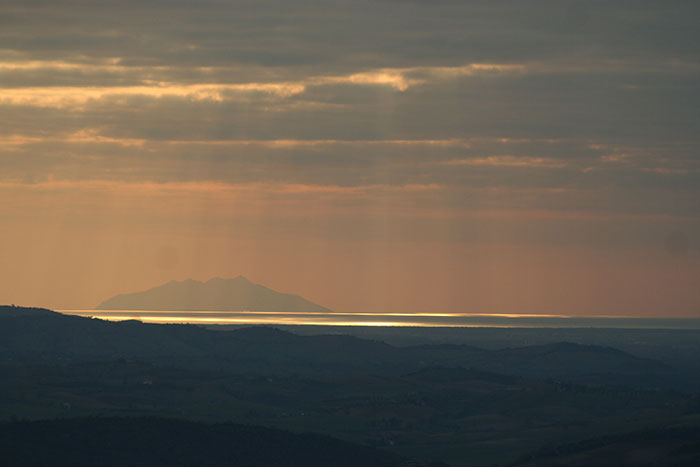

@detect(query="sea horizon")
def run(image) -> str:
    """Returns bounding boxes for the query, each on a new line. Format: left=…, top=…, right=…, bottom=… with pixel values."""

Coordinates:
left=58, top=309, right=700, bottom=329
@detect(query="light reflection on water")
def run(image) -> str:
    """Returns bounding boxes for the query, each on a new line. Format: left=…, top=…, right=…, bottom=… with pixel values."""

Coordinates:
left=57, top=310, right=700, bottom=329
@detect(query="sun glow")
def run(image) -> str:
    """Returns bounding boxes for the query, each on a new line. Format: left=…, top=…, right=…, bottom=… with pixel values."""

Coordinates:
left=58, top=309, right=578, bottom=327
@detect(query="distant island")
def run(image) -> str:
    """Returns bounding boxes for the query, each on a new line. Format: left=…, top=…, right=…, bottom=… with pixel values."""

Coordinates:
left=97, top=276, right=333, bottom=312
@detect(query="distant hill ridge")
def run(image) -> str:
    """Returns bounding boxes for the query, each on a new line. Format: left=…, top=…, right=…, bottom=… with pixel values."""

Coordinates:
left=97, top=276, right=332, bottom=312
left=0, top=305, right=674, bottom=388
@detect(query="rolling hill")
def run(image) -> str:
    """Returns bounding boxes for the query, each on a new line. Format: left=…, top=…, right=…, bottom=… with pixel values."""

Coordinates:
left=0, top=306, right=674, bottom=388
left=0, top=417, right=412, bottom=467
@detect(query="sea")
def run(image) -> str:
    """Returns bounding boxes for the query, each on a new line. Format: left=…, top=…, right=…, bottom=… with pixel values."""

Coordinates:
left=57, top=310, right=700, bottom=329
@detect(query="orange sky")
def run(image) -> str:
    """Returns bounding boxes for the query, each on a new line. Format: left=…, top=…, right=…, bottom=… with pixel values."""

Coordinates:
left=1, top=1, right=699, bottom=316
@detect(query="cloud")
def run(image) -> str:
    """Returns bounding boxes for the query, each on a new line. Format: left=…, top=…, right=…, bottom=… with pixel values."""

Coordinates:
left=1, top=1, right=699, bottom=238
left=441, top=155, right=567, bottom=169
left=4, top=1, right=700, bottom=67
left=0, top=82, right=307, bottom=108
left=0, top=61, right=526, bottom=111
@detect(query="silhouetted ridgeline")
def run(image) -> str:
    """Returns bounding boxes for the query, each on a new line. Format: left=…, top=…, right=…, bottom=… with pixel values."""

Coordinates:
left=0, top=305, right=685, bottom=389
left=97, top=276, right=332, bottom=312
left=0, top=417, right=419, bottom=467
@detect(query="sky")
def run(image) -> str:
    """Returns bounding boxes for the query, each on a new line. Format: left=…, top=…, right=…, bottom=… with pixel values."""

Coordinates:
left=1, top=0, right=699, bottom=316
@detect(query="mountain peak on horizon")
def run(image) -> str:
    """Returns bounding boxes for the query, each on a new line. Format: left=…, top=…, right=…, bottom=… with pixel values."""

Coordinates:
left=162, top=276, right=251, bottom=287
left=97, top=277, right=331, bottom=312
left=207, top=275, right=250, bottom=283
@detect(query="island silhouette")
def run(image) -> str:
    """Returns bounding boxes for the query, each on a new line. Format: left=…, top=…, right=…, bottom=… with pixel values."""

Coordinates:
left=97, top=276, right=332, bottom=312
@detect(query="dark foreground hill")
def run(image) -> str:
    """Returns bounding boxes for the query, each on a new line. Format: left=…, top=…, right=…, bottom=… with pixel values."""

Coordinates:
left=0, top=417, right=414, bottom=467
left=97, top=276, right=332, bottom=312
left=2, top=359, right=698, bottom=467
left=513, top=426, right=700, bottom=467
